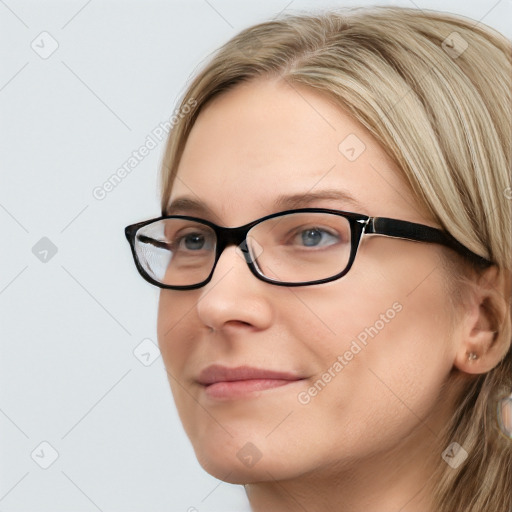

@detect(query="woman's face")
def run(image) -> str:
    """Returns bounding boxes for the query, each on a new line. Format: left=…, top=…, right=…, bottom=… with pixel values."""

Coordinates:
left=157, top=78, right=459, bottom=482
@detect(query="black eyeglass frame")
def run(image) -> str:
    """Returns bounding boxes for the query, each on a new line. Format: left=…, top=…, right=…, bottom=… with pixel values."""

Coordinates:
left=124, top=207, right=492, bottom=290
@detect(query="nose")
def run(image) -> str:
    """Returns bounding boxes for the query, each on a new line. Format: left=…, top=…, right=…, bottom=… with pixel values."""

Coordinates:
left=196, top=245, right=274, bottom=332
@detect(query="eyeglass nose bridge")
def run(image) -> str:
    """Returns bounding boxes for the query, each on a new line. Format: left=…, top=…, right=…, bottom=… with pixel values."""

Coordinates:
left=209, top=223, right=260, bottom=278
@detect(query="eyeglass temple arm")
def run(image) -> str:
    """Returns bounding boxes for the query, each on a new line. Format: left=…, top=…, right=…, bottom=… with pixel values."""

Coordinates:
left=136, top=234, right=172, bottom=250
left=365, top=217, right=492, bottom=267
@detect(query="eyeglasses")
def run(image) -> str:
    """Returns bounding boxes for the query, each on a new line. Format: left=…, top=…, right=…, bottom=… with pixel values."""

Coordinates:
left=124, top=208, right=492, bottom=290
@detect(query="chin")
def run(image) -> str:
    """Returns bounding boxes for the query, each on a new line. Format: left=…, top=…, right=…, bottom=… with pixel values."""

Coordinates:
left=194, top=452, right=264, bottom=484
left=191, top=438, right=304, bottom=484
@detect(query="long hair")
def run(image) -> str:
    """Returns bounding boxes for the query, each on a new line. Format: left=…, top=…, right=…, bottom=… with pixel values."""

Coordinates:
left=159, top=7, right=512, bottom=511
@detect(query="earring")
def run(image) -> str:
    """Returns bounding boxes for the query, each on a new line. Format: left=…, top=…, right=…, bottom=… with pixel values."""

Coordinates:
left=467, top=352, right=479, bottom=361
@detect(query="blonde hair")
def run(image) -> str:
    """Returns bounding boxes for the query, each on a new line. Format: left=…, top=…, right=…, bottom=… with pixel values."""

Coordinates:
left=159, top=6, right=512, bottom=511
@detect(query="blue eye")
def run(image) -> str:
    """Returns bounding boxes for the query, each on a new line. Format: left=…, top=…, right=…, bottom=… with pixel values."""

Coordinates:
left=297, top=228, right=340, bottom=247
left=175, top=232, right=214, bottom=252
left=183, top=233, right=205, bottom=250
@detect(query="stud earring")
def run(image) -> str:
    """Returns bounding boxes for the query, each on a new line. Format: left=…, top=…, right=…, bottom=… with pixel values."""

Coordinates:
left=467, top=352, right=479, bottom=361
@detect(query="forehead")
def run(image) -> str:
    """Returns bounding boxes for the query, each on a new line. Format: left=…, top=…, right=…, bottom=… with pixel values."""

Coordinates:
left=168, top=79, right=422, bottom=225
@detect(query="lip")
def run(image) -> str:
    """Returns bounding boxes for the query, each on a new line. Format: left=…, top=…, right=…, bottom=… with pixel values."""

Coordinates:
left=197, top=365, right=304, bottom=399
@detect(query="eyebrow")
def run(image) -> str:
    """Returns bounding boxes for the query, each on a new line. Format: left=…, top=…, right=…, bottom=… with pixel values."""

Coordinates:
left=165, top=189, right=366, bottom=217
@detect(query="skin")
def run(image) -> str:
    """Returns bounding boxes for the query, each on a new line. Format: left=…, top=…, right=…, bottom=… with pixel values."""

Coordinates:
left=156, top=78, right=501, bottom=512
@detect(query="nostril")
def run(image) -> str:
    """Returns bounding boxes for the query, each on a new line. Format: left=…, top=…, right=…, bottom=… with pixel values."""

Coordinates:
left=230, top=320, right=252, bottom=328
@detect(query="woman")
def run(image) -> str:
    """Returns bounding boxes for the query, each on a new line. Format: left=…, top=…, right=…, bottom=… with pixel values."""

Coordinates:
left=125, top=6, right=512, bottom=511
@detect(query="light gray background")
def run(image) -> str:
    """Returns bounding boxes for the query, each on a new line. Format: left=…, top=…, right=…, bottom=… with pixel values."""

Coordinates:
left=1, top=1, right=510, bottom=511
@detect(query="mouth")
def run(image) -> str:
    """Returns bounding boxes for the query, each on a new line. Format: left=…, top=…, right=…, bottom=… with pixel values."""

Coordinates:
left=197, top=365, right=305, bottom=400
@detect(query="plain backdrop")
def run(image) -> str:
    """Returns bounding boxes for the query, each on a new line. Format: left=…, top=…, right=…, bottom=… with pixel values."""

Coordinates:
left=1, top=1, right=511, bottom=510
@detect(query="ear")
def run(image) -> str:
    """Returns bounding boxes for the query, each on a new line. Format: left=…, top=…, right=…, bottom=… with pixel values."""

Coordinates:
left=453, top=265, right=510, bottom=375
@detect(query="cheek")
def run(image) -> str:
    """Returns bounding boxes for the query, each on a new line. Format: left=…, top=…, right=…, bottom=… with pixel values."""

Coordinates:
left=157, top=291, right=183, bottom=360
left=291, top=259, right=456, bottom=446
left=325, top=244, right=457, bottom=369
left=157, top=291, right=199, bottom=403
